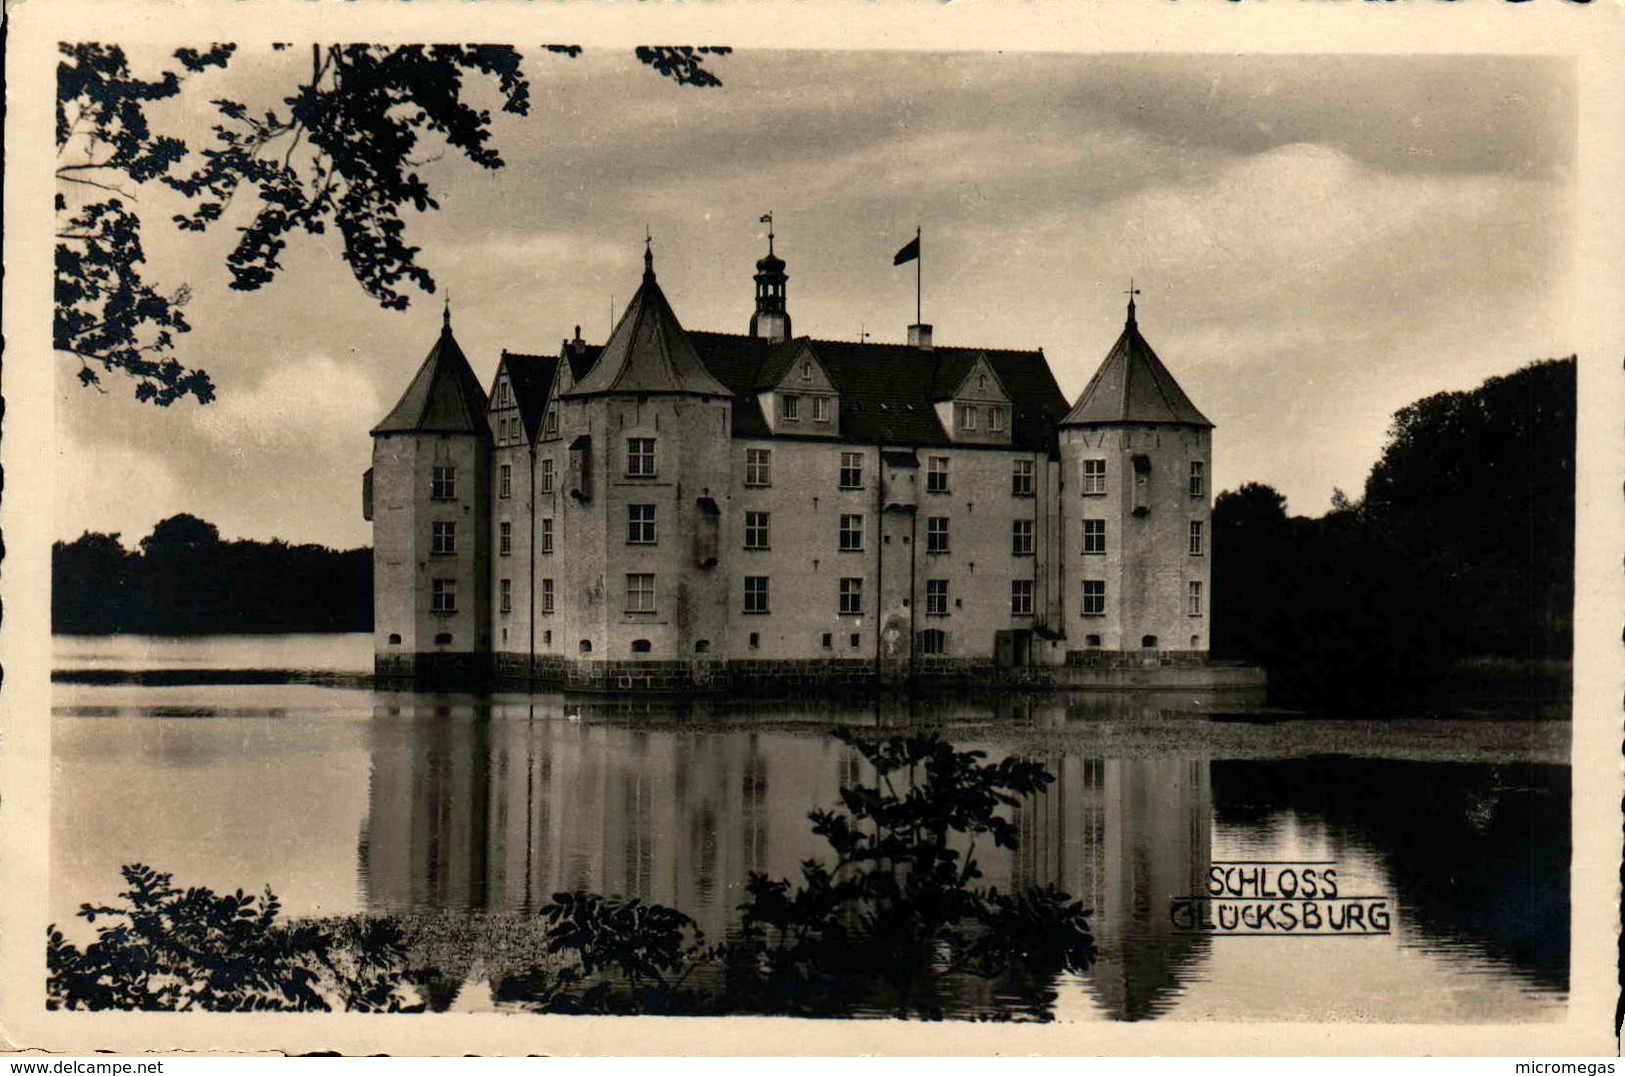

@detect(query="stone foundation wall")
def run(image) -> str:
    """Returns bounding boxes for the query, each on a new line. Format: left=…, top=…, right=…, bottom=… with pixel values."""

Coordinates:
left=1065, top=648, right=1208, bottom=669
left=374, top=651, right=494, bottom=688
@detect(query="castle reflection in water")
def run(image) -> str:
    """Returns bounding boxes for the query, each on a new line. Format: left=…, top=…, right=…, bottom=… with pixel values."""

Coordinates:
left=359, top=693, right=1565, bottom=1020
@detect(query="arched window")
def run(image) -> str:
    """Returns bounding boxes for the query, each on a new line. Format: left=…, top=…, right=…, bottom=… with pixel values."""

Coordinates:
left=387, top=633, right=402, bottom=645
left=694, top=640, right=710, bottom=654
left=1141, top=635, right=1159, bottom=649
left=918, top=628, right=946, bottom=655
left=433, top=632, right=453, bottom=645
left=1190, top=635, right=1201, bottom=649
left=631, top=639, right=652, bottom=654
left=579, top=639, right=593, bottom=655
left=1085, top=634, right=1101, bottom=648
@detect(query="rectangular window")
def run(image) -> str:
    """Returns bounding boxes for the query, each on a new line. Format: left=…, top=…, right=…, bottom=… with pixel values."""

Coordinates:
left=1189, top=580, right=1203, bottom=617
left=918, top=628, right=946, bottom=655
left=541, top=458, right=555, bottom=494
left=989, top=407, right=1007, bottom=432
left=1012, top=459, right=1034, bottom=497
left=1082, top=458, right=1107, bottom=495
left=960, top=405, right=977, bottom=431
left=431, top=466, right=456, bottom=501
left=1012, top=519, right=1034, bottom=556
left=498, top=464, right=512, bottom=499
left=781, top=394, right=800, bottom=422
left=839, top=577, right=863, bottom=615
left=812, top=396, right=831, bottom=423
left=626, top=437, right=656, bottom=478
left=1011, top=579, right=1034, bottom=617
left=627, top=504, right=657, bottom=544
left=838, top=514, right=864, bottom=552
left=1189, top=461, right=1205, bottom=498
left=746, top=448, right=772, bottom=487
left=744, top=511, right=770, bottom=550
left=744, top=576, right=769, bottom=614
left=1080, top=580, right=1105, bottom=617
left=1190, top=521, right=1204, bottom=556
left=625, top=573, right=656, bottom=613
left=431, top=578, right=457, bottom=613
left=541, top=518, right=554, bottom=555
left=926, top=516, right=949, bottom=554
left=850, top=633, right=861, bottom=649
left=926, top=579, right=949, bottom=616
left=542, top=578, right=555, bottom=615
left=431, top=521, right=457, bottom=555
left=499, top=578, right=512, bottom=615
left=1082, top=518, right=1106, bottom=555
left=801, top=361, right=813, bottom=382
left=839, top=451, right=863, bottom=490
left=499, top=521, right=512, bottom=556
left=544, top=410, right=558, bottom=439
left=927, top=456, right=950, bottom=493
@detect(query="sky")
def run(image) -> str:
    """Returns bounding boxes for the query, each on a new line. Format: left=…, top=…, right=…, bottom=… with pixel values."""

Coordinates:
left=53, top=49, right=1577, bottom=550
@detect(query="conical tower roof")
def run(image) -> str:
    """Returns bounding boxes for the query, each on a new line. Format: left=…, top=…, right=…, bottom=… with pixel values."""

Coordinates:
left=372, top=309, right=490, bottom=434
left=1061, top=300, right=1212, bottom=428
left=564, top=243, right=731, bottom=399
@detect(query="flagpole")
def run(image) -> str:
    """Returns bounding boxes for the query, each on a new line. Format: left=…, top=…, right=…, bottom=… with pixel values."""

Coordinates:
left=915, top=225, right=922, bottom=327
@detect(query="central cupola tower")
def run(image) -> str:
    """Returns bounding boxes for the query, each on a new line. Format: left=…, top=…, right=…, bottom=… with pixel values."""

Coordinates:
left=749, top=214, right=791, bottom=344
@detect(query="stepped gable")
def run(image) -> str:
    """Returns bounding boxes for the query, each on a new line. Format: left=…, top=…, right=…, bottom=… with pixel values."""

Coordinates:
left=1062, top=300, right=1212, bottom=428
left=686, top=332, right=1070, bottom=452
left=562, top=245, right=732, bottom=399
left=496, top=351, right=558, bottom=438
left=372, top=314, right=490, bottom=435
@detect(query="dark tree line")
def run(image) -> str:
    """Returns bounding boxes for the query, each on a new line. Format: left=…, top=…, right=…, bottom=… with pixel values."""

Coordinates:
left=1211, top=357, right=1575, bottom=708
left=53, top=514, right=370, bottom=635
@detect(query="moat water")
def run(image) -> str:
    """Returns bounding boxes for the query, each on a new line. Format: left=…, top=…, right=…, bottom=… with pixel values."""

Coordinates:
left=52, top=633, right=1570, bottom=1022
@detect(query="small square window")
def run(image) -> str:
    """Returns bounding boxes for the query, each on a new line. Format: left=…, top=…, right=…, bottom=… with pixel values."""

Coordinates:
left=1082, top=518, right=1106, bottom=555
left=839, top=452, right=863, bottom=490
left=849, top=633, right=861, bottom=649
left=430, top=466, right=456, bottom=501
left=839, top=514, right=864, bottom=552
left=1082, top=459, right=1107, bottom=496
left=1012, top=519, right=1034, bottom=557
left=627, top=504, right=657, bottom=545
left=744, top=511, right=770, bottom=550
left=1012, top=459, right=1034, bottom=497
left=626, top=437, right=656, bottom=477
left=625, top=573, right=656, bottom=613
left=749, top=632, right=761, bottom=649
left=822, top=632, right=833, bottom=649
left=746, top=448, right=772, bottom=487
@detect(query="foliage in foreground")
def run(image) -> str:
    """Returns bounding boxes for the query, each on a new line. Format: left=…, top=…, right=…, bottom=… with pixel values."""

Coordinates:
left=51, top=731, right=1096, bottom=1020
left=48, top=864, right=418, bottom=1012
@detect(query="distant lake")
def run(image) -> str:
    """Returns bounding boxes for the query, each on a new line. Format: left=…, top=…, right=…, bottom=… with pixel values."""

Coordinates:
left=51, top=633, right=1569, bottom=1022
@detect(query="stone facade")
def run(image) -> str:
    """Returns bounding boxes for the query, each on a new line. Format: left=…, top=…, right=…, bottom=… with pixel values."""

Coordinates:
left=368, top=240, right=1216, bottom=692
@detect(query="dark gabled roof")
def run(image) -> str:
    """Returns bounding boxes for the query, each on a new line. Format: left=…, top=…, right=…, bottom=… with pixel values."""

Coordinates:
left=563, top=254, right=731, bottom=399
left=1062, top=306, right=1212, bottom=428
left=372, top=320, right=490, bottom=435
left=496, top=351, right=559, bottom=439
left=565, top=344, right=601, bottom=384
left=678, top=332, right=1069, bottom=452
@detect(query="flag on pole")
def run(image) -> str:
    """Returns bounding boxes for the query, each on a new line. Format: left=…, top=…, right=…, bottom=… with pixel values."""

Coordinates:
left=760, top=213, right=773, bottom=224
left=893, top=234, right=920, bottom=266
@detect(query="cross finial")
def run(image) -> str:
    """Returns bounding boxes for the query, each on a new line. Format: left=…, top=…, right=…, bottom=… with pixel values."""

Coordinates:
left=1124, top=278, right=1140, bottom=327
left=643, top=228, right=655, bottom=283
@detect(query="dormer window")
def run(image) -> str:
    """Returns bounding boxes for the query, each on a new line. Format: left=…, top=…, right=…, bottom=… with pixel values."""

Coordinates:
left=813, top=396, right=830, bottom=423
left=988, top=407, right=1006, bottom=432
left=781, top=394, right=800, bottom=422
left=960, top=406, right=978, bottom=431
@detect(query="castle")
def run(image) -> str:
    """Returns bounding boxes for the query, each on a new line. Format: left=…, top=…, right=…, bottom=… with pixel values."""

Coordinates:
left=364, top=233, right=1214, bottom=691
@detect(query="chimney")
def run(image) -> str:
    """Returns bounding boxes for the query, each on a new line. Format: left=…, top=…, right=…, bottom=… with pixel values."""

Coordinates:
left=908, top=323, right=934, bottom=350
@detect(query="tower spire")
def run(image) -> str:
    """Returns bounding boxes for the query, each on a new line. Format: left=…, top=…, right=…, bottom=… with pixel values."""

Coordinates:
left=442, top=290, right=452, bottom=332
left=643, top=228, right=655, bottom=284
left=749, top=215, right=790, bottom=343
left=1124, top=278, right=1140, bottom=328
